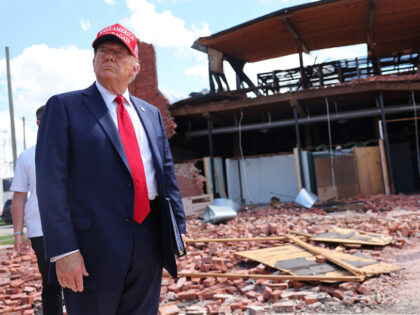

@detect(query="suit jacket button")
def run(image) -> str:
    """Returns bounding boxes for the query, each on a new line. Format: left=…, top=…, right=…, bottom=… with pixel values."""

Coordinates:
left=125, top=217, right=130, bottom=222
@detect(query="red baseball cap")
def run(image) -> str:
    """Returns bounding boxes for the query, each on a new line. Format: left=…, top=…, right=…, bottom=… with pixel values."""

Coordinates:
left=92, top=23, right=138, bottom=59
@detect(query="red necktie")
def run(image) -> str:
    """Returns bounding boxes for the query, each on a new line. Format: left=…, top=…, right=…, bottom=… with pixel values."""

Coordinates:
left=115, top=95, right=150, bottom=224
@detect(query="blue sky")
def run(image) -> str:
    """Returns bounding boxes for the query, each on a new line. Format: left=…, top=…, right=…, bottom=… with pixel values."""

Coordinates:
left=0, top=0, right=366, bottom=176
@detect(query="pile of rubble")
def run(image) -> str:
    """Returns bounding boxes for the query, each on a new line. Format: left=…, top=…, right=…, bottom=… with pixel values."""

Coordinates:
left=0, top=194, right=418, bottom=314
left=0, top=248, right=42, bottom=315
left=160, top=194, right=420, bottom=314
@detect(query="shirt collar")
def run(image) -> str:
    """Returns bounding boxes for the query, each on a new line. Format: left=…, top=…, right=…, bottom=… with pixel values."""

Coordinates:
left=95, top=81, right=131, bottom=107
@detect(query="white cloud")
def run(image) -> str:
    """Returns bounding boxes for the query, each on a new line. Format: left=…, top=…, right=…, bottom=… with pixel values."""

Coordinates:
left=0, top=44, right=95, bottom=158
left=122, top=0, right=210, bottom=50
left=0, top=111, right=38, bottom=178
left=80, top=19, right=91, bottom=31
left=105, top=0, right=116, bottom=5
left=184, top=63, right=207, bottom=79
left=160, top=88, right=188, bottom=104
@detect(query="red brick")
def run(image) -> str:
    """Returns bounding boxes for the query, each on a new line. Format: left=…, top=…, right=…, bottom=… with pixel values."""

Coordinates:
left=315, top=255, right=327, bottom=263
left=272, top=301, right=295, bottom=313
left=339, top=282, right=358, bottom=291
left=199, top=289, right=214, bottom=300
left=304, top=294, right=319, bottom=305
left=263, top=286, right=272, bottom=300
left=10, top=279, right=24, bottom=288
left=356, top=284, right=371, bottom=295
left=218, top=305, right=231, bottom=315
left=246, top=290, right=258, bottom=299
left=226, top=286, right=237, bottom=294
left=270, top=289, right=282, bottom=303
left=333, top=289, right=345, bottom=300
left=158, top=303, right=179, bottom=315
left=167, top=284, right=181, bottom=293
left=178, top=290, right=197, bottom=301
left=203, top=277, right=216, bottom=288
left=10, top=293, right=25, bottom=300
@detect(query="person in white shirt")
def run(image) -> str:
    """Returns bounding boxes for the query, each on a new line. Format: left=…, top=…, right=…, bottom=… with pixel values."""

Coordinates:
left=11, top=106, right=63, bottom=315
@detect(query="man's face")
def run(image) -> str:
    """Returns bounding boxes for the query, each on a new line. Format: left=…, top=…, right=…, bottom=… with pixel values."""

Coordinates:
left=93, top=40, right=139, bottom=87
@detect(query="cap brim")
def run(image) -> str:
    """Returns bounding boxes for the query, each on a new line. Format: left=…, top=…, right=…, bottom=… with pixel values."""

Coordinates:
left=93, top=34, right=128, bottom=50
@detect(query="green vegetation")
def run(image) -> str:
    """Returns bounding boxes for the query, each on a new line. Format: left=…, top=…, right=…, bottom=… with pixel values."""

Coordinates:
left=0, top=234, right=14, bottom=245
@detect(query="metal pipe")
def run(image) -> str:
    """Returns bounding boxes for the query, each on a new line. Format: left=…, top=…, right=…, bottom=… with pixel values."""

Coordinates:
left=378, top=92, right=395, bottom=194
left=186, top=104, right=420, bottom=137
left=5, top=46, right=17, bottom=169
left=22, top=117, right=26, bottom=150
left=293, top=106, right=305, bottom=188
left=207, top=119, right=217, bottom=196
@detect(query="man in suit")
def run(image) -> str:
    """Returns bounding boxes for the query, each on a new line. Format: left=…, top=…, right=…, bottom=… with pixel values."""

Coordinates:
left=36, top=23, right=186, bottom=314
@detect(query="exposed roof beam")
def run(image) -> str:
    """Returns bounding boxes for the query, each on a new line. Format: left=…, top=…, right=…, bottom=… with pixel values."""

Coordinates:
left=283, top=18, right=309, bottom=54
left=170, top=81, right=420, bottom=117
left=191, top=39, right=207, bottom=53
left=367, top=0, right=375, bottom=55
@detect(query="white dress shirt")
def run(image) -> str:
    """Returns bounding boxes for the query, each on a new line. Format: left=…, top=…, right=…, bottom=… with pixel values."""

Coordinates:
left=95, top=81, right=158, bottom=199
left=51, top=81, right=159, bottom=262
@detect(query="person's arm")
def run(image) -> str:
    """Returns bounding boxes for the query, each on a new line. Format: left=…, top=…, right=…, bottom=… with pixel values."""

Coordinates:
left=158, top=110, right=186, bottom=234
left=36, top=95, right=87, bottom=292
left=11, top=192, right=27, bottom=253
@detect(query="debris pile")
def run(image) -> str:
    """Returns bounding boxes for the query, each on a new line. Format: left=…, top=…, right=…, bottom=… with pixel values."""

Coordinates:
left=159, top=194, right=420, bottom=314
left=0, top=247, right=42, bottom=315
left=0, top=194, right=418, bottom=314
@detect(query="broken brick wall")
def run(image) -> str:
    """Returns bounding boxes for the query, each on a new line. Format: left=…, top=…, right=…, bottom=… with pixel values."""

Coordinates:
left=174, top=162, right=205, bottom=197
left=128, top=40, right=204, bottom=197
left=129, top=40, right=177, bottom=139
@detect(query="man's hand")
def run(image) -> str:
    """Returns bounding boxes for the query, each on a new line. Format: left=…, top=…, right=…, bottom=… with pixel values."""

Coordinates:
left=56, top=251, right=89, bottom=292
left=14, top=234, right=25, bottom=254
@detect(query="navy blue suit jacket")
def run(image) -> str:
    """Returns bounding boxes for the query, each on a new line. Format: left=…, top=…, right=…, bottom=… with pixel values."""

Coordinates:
left=35, top=83, right=186, bottom=289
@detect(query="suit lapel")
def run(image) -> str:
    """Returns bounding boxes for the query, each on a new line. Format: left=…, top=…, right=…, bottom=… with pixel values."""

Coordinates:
left=130, top=96, right=164, bottom=176
left=81, top=84, right=130, bottom=172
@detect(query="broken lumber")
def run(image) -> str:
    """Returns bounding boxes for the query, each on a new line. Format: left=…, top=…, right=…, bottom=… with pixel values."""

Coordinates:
left=176, top=272, right=364, bottom=282
left=286, top=234, right=365, bottom=279
left=185, top=235, right=305, bottom=243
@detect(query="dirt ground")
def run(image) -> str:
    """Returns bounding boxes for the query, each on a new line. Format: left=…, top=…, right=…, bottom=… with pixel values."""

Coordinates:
left=374, top=237, right=420, bottom=314
left=315, top=235, right=420, bottom=315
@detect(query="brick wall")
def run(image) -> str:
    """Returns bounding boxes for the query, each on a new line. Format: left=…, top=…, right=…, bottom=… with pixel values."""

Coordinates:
left=128, top=40, right=204, bottom=197
left=128, top=40, right=177, bottom=139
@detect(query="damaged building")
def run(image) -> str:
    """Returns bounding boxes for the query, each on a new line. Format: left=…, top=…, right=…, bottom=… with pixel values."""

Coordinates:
left=167, top=0, right=420, bottom=207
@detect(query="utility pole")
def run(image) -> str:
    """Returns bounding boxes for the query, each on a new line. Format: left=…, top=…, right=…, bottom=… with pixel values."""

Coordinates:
left=5, top=46, right=17, bottom=169
left=22, top=117, right=26, bottom=150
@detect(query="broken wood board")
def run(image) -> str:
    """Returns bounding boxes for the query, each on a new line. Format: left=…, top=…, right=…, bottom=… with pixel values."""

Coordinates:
left=235, top=244, right=401, bottom=280
left=176, top=272, right=363, bottom=282
left=182, top=194, right=213, bottom=216
left=311, top=227, right=394, bottom=246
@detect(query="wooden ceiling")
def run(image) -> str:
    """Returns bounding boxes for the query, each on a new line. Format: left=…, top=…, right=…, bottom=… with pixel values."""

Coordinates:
left=197, top=0, right=420, bottom=62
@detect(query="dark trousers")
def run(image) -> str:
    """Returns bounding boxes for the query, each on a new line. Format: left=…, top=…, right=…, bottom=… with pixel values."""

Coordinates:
left=30, top=236, right=63, bottom=315
left=63, top=200, right=163, bottom=315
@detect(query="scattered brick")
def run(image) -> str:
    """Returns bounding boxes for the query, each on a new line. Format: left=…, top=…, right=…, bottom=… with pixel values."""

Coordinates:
left=159, top=303, right=179, bottom=315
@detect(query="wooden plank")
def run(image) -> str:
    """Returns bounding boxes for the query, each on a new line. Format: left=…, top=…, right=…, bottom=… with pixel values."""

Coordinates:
left=311, top=227, right=394, bottom=246
left=185, top=236, right=306, bottom=243
left=354, top=146, right=384, bottom=196
left=314, top=155, right=359, bottom=201
left=287, top=235, right=365, bottom=277
left=203, top=157, right=211, bottom=195
left=176, top=272, right=363, bottom=282
left=235, top=243, right=401, bottom=280
left=379, top=139, right=391, bottom=195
